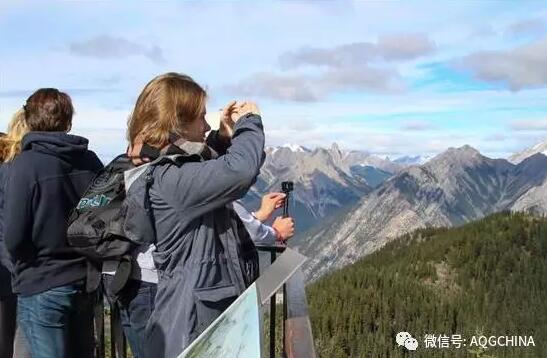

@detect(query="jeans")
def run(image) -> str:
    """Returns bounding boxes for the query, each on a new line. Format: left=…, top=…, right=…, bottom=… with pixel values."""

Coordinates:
left=17, top=283, right=94, bottom=358
left=103, top=275, right=157, bottom=358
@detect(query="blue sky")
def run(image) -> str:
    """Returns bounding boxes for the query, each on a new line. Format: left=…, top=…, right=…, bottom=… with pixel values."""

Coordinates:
left=1, top=1, right=547, bottom=161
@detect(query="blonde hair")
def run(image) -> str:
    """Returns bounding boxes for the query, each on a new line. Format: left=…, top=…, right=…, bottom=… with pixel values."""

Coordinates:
left=0, top=109, right=30, bottom=162
left=127, top=72, right=207, bottom=148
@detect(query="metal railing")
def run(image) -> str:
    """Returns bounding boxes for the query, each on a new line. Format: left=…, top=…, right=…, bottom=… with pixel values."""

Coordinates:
left=96, top=244, right=316, bottom=358
left=256, top=245, right=316, bottom=358
left=95, top=291, right=128, bottom=358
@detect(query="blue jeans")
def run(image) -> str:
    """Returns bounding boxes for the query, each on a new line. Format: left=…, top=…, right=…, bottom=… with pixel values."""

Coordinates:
left=17, top=284, right=94, bottom=358
left=103, top=275, right=157, bottom=358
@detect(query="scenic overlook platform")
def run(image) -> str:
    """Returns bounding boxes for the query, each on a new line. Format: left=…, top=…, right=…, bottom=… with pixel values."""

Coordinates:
left=95, top=244, right=316, bottom=358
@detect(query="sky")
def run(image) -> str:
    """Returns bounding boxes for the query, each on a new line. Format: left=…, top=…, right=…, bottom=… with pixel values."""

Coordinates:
left=1, top=0, right=547, bottom=161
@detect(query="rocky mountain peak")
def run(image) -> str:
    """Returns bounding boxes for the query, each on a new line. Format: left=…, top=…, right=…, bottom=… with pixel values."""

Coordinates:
left=329, top=143, right=343, bottom=162
left=445, top=144, right=480, bottom=158
left=428, top=145, right=483, bottom=167
left=281, top=143, right=309, bottom=152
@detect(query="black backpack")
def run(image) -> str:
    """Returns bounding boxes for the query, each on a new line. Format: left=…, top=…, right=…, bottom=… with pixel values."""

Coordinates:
left=67, top=154, right=154, bottom=296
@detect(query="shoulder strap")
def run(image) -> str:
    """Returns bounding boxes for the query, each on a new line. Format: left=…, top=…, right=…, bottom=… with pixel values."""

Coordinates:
left=140, top=155, right=184, bottom=241
left=143, top=165, right=156, bottom=221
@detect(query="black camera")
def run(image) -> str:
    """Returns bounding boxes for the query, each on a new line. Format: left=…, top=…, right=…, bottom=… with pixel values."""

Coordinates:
left=281, top=181, right=293, bottom=193
left=281, top=181, right=293, bottom=218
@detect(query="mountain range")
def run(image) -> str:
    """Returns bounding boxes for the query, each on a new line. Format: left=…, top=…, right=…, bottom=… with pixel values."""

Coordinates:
left=241, top=144, right=400, bottom=232
left=259, top=140, right=547, bottom=280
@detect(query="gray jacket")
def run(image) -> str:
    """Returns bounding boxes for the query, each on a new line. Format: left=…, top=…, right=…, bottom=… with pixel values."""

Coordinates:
left=127, top=115, right=265, bottom=358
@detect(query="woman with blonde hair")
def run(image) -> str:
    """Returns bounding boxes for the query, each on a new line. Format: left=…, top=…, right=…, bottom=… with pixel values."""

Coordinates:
left=0, top=109, right=30, bottom=358
left=123, top=72, right=265, bottom=357
left=0, top=109, right=28, bottom=161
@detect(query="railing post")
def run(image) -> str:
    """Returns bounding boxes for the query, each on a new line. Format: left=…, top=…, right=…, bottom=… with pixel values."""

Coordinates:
left=256, top=245, right=314, bottom=358
left=284, top=269, right=316, bottom=358
left=110, top=303, right=127, bottom=358
left=269, top=249, right=277, bottom=358
left=94, top=291, right=105, bottom=358
left=283, top=282, right=287, bottom=357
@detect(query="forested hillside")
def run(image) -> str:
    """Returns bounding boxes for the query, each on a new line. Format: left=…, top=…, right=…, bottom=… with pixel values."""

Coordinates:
left=307, top=212, right=547, bottom=357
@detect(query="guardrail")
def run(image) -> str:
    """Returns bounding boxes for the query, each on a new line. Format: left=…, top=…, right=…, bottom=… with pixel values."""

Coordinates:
left=96, top=244, right=316, bottom=358
left=256, top=245, right=316, bottom=358
left=95, top=291, right=128, bottom=358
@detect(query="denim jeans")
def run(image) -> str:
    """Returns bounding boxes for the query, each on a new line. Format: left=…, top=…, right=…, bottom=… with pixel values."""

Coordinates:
left=103, top=275, right=157, bottom=358
left=17, top=283, right=94, bottom=358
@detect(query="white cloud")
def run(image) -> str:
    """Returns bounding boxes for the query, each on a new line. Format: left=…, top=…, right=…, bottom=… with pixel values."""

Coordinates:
left=400, top=120, right=437, bottom=131
left=510, top=119, right=547, bottom=131
left=279, top=34, right=435, bottom=69
left=69, top=35, right=166, bottom=64
left=456, top=37, right=547, bottom=90
left=227, top=59, right=409, bottom=102
left=228, top=34, right=433, bottom=101
left=225, top=73, right=319, bottom=102
left=505, top=17, right=547, bottom=38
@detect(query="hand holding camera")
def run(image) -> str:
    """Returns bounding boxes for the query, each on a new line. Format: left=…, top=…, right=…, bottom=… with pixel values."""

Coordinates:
left=219, top=100, right=260, bottom=139
left=254, top=192, right=286, bottom=222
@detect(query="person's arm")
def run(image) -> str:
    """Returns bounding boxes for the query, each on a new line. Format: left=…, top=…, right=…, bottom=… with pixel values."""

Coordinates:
left=253, top=192, right=285, bottom=222
left=233, top=201, right=277, bottom=245
left=206, top=130, right=230, bottom=156
left=4, top=160, right=36, bottom=257
left=157, top=113, right=265, bottom=221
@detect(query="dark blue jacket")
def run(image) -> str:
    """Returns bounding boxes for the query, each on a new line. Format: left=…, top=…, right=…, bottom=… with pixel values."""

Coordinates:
left=0, top=163, right=14, bottom=298
left=3, top=132, right=103, bottom=296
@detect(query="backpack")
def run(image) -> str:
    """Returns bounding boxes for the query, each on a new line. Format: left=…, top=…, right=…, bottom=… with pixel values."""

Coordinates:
left=67, top=154, right=155, bottom=296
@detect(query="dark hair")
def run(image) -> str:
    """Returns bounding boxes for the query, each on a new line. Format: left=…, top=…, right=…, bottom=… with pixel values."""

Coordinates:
left=24, top=88, right=73, bottom=132
left=0, top=132, right=5, bottom=138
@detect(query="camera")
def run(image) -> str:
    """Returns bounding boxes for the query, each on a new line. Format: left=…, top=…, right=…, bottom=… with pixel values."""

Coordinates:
left=281, top=181, right=293, bottom=193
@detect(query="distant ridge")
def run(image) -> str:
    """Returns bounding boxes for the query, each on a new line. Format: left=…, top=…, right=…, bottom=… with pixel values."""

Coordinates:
left=297, top=145, right=547, bottom=280
left=509, top=139, right=547, bottom=164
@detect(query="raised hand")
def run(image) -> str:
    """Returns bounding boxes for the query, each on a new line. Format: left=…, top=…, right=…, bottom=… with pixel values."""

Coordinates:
left=232, top=101, right=260, bottom=121
left=219, top=100, right=237, bottom=139
left=254, top=192, right=286, bottom=222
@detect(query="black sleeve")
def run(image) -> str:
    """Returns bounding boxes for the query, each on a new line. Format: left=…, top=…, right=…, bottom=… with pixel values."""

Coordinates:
left=206, top=130, right=231, bottom=156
